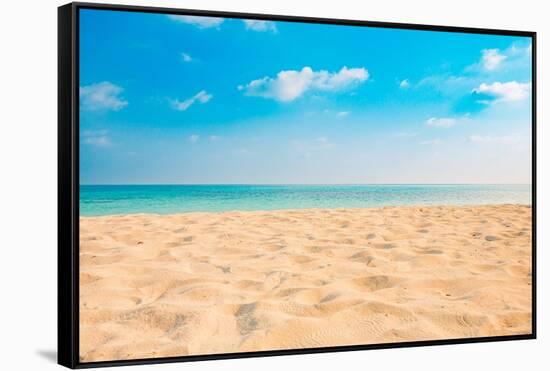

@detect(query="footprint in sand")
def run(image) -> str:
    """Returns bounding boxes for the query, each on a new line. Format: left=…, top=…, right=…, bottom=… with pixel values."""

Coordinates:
left=374, top=243, right=397, bottom=250
left=235, top=303, right=258, bottom=336
left=352, top=275, right=399, bottom=292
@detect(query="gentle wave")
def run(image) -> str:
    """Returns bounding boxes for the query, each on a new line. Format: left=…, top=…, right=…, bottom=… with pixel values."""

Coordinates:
left=79, top=184, right=532, bottom=216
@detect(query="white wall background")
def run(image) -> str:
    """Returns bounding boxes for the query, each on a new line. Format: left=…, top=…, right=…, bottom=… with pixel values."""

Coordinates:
left=0, top=0, right=545, bottom=369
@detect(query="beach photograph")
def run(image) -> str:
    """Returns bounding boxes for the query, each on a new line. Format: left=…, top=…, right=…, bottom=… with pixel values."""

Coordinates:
left=78, top=10, right=533, bottom=362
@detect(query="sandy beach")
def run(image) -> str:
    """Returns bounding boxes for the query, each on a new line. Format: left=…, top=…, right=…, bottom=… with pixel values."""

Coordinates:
left=79, top=204, right=532, bottom=362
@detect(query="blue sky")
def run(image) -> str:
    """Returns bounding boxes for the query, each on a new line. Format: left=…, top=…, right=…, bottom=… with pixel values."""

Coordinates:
left=79, top=9, right=532, bottom=184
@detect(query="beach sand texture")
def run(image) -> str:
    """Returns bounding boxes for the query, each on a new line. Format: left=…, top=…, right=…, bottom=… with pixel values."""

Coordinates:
left=79, top=204, right=532, bottom=362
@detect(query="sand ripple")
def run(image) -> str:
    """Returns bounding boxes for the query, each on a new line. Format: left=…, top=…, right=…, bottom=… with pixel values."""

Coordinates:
left=79, top=204, right=532, bottom=361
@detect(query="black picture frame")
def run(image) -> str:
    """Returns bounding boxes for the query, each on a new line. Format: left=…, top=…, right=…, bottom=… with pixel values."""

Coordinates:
left=58, top=2, right=537, bottom=368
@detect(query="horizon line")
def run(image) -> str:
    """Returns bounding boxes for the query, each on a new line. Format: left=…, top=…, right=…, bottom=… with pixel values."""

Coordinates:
left=80, top=182, right=532, bottom=186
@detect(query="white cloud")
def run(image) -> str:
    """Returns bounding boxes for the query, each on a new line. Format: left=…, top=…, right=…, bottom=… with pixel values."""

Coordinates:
left=418, top=42, right=531, bottom=101
left=469, top=135, right=517, bottom=144
left=480, top=49, right=507, bottom=71
left=82, top=130, right=111, bottom=147
left=243, top=20, right=277, bottom=33
left=420, top=138, right=441, bottom=145
left=181, top=52, right=193, bottom=62
left=472, top=81, right=531, bottom=103
left=337, top=111, right=350, bottom=117
left=209, top=135, right=220, bottom=141
left=188, top=134, right=200, bottom=143
left=167, top=15, right=223, bottom=28
left=507, top=42, right=532, bottom=57
left=80, top=82, right=128, bottom=111
left=469, top=43, right=531, bottom=73
left=171, top=90, right=212, bottom=111
left=238, top=66, right=369, bottom=102
left=399, top=79, right=410, bottom=89
left=426, top=117, right=457, bottom=128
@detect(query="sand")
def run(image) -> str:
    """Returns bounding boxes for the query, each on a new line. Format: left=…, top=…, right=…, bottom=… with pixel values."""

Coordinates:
left=79, top=204, right=532, bottom=362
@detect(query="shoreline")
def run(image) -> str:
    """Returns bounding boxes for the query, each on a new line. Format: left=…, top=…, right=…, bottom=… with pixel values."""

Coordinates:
left=79, top=203, right=533, bottom=219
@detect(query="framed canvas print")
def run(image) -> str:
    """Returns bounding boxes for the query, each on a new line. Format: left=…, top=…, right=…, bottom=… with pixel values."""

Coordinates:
left=58, top=2, right=536, bottom=368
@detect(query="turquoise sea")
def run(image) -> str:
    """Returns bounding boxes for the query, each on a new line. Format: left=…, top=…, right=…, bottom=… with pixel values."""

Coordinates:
left=79, top=184, right=532, bottom=216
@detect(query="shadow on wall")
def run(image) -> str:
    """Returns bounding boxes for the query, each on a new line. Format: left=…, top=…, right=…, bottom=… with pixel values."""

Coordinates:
left=36, top=350, right=57, bottom=363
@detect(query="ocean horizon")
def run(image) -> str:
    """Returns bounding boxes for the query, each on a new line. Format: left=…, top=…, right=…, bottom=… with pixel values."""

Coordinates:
left=79, top=184, right=532, bottom=216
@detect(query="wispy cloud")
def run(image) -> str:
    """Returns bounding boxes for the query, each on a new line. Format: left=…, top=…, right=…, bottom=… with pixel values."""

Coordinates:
left=313, top=137, right=334, bottom=149
left=472, top=81, right=531, bottom=104
left=337, top=111, right=350, bottom=117
left=82, top=130, right=112, bottom=147
left=508, top=42, right=532, bottom=57
left=416, top=74, right=473, bottom=97
left=420, top=138, right=441, bottom=145
left=426, top=117, right=457, bottom=128
left=395, top=131, right=417, bottom=137
left=80, top=82, right=128, bottom=111
left=238, top=66, right=369, bottom=102
left=181, top=52, right=193, bottom=62
left=480, top=49, right=507, bottom=71
left=469, top=42, right=531, bottom=73
left=171, top=90, right=213, bottom=111
left=188, top=134, right=200, bottom=143
left=399, top=79, right=410, bottom=89
left=166, top=15, right=223, bottom=29
left=208, top=135, right=220, bottom=141
left=292, top=137, right=335, bottom=158
left=469, top=135, right=518, bottom=144
left=243, top=20, right=277, bottom=33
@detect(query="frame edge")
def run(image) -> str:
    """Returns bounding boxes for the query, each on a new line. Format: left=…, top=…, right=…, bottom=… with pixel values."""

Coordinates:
left=58, top=2, right=79, bottom=369
left=530, top=31, right=537, bottom=339
left=71, top=1, right=536, bottom=36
